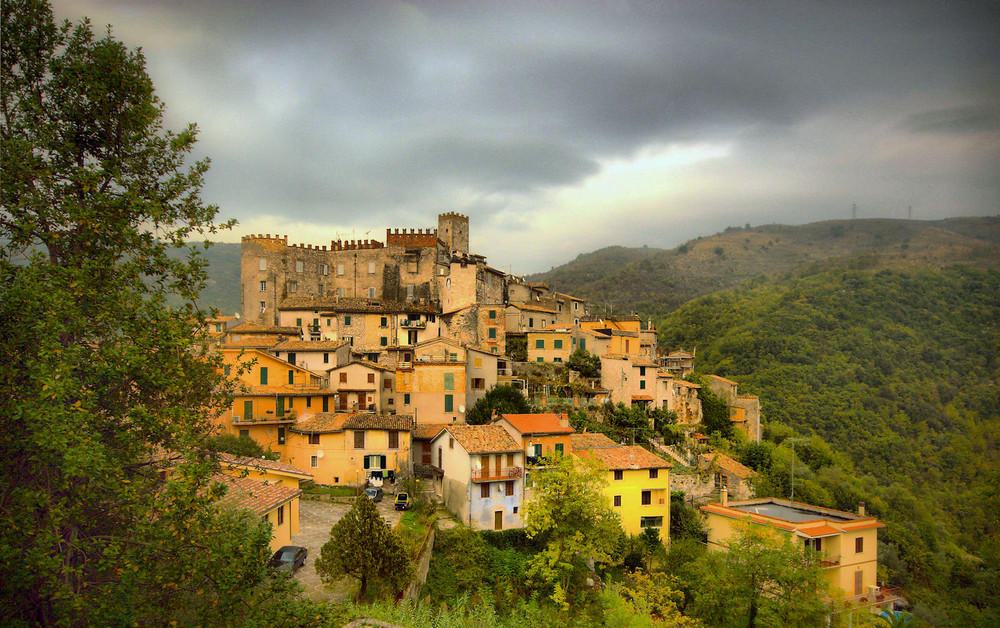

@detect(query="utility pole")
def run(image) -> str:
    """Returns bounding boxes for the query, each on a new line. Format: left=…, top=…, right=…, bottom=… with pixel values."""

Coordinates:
left=908, top=205, right=912, bottom=220
left=851, top=202, right=857, bottom=220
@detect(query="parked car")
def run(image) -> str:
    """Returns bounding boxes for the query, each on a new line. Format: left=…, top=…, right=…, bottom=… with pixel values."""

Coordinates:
left=394, top=492, right=410, bottom=510
left=364, top=487, right=383, bottom=502
left=268, top=545, right=308, bottom=573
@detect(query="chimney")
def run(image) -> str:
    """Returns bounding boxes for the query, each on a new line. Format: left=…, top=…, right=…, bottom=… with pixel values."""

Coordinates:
left=721, top=487, right=728, bottom=507
left=557, top=413, right=569, bottom=428
left=858, top=502, right=866, bottom=516
left=491, top=409, right=498, bottom=421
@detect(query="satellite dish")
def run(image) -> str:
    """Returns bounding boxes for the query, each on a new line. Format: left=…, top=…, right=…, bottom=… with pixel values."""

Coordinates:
left=459, top=405, right=465, bottom=413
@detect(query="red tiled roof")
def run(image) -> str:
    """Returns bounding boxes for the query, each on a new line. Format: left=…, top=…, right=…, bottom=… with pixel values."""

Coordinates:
left=412, top=423, right=449, bottom=440
left=575, top=445, right=671, bottom=470
left=797, top=524, right=841, bottom=538
left=214, top=473, right=300, bottom=515
left=222, top=336, right=286, bottom=349
left=228, top=321, right=301, bottom=335
left=291, top=412, right=412, bottom=433
left=280, top=296, right=438, bottom=314
left=631, top=395, right=654, bottom=401
left=699, top=453, right=756, bottom=479
left=217, top=453, right=313, bottom=478
left=236, top=384, right=329, bottom=397
left=438, top=425, right=521, bottom=454
left=571, top=432, right=619, bottom=450
left=500, top=413, right=575, bottom=436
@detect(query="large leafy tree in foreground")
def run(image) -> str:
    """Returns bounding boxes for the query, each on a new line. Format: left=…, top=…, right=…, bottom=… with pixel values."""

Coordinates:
left=0, top=1, right=293, bottom=624
left=521, top=455, right=622, bottom=608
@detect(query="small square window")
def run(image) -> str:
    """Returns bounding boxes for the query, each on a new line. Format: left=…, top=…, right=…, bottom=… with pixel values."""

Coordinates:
left=339, top=372, right=347, bottom=383
left=310, top=455, right=318, bottom=468
left=344, top=315, right=351, bottom=325
left=614, top=495, right=621, bottom=507
left=308, top=433, right=320, bottom=445
left=614, top=470, right=623, bottom=481
left=649, top=468, right=658, bottom=479
left=295, top=261, right=303, bottom=273
left=367, top=373, right=375, bottom=384
left=260, top=280, right=267, bottom=291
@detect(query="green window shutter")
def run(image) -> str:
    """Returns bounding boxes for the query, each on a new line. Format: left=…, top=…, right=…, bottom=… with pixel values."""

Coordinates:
left=296, top=318, right=302, bottom=326
left=554, top=339, right=562, bottom=349
left=260, top=367, right=268, bottom=385
left=322, top=396, right=329, bottom=412
left=640, top=380, right=646, bottom=389
left=243, top=400, right=252, bottom=420
left=381, top=316, right=387, bottom=327
left=489, top=310, right=496, bottom=319
left=443, top=373, right=454, bottom=391
left=276, top=397, right=285, bottom=417
left=580, top=339, right=586, bottom=350
left=345, top=315, right=351, bottom=325
left=444, top=394, right=453, bottom=412
left=381, top=455, right=387, bottom=469
left=488, top=328, right=496, bottom=339
left=313, top=318, right=319, bottom=327
left=555, top=443, right=564, bottom=455
left=537, top=357, right=543, bottom=363
left=381, top=337, right=388, bottom=346
left=535, top=339, right=544, bottom=349
left=404, top=393, right=410, bottom=405
left=364, top=456, right=370, bottom=470
left=288, top=370, right=294, bottom=384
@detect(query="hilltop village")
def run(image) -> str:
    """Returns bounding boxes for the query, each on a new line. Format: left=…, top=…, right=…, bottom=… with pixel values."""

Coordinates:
left=204, top=213, right=900, bottom=618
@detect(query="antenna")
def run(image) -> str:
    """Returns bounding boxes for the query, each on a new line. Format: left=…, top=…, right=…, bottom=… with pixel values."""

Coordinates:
left=851, top=202, right=857, bottom=220
left=907, top=205, right=912, bottom=220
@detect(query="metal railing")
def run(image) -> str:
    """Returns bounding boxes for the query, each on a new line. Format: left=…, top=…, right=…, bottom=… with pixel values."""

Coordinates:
left=471, top=466, right=523, bottom=481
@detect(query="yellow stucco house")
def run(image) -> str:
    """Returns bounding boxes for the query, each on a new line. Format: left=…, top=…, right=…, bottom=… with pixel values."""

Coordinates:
left=213, top=471, right=302, bottom=554
left=286, top=412, right=413, bottom=486
left=701, top=497, right=903, bottom=613
left=573, top=445, right=672, bottom=539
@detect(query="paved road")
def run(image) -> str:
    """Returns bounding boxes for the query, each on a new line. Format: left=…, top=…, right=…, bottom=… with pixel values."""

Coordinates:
left=292, top=495, right=404, bottom=601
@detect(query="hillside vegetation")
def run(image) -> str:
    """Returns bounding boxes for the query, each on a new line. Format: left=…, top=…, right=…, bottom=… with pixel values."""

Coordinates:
left=528, top=217, right=1000, bottom=317
left=659, top=264, right=1000, bottom=624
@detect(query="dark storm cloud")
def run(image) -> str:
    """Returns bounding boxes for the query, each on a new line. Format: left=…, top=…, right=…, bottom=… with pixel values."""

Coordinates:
left=52, top=0, right=1000, bottom=272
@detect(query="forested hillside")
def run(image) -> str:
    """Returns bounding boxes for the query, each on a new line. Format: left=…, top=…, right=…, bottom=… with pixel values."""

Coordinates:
left=659, top=264, right=1000, bottom=624
left=529, top=217, right=1000, bottom=317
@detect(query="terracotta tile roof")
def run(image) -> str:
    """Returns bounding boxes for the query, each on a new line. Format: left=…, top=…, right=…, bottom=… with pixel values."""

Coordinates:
left=631, top=395, right=654, bottom=401
left=571, top=432, right=619, bottom=450
left=270, top=339, right=350, bottom=351
left=342, top=413, right=413, bottom=431
left=412, top=423, right=449, bottom=440
left=499, top=413, right=575, bottom=436
left=217, top=453, right=314, bottom=478
left=699, top=453, right=756, bottom=479
left=667, top=350, right=693, bottom=358
left=291, top=412, right=412, bottom=433
left=236, top=384, right=330, bottom=397
left=439, top=425, right=521, bottom=454
left=575, top=445, right=672, bottom=470
left=632, top=359, right=660, bottom=368
left=672, top=380, right=701, bottom=388
left=707, top=374, right=739, bottom=386
left=214, top=473, right=300, bottom=515
left=228, top=321, right=301, bottom=335
left=510, top=303, right=558, bottom=314
left=223, top=336, right=286, bottom=349
left=207, top=315, right=238, bottom=323
left=290, top=412, right=349, bottom=433
left=797, top=524, right=841, bottom=538
left=553, top=292, right=584, bottom=302
left=281, top=296, right=438, bottom=314
left=328, top=359, right=388, bottom=372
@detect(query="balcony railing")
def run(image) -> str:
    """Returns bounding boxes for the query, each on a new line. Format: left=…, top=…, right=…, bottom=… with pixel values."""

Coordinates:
left=835, top=587, right=904, bottom=612
left=471, top=466, right=523, bottom=482
left=400, top=319, right=426, bottom=328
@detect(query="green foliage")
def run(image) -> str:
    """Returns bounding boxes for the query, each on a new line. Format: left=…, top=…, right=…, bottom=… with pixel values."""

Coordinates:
left=600, top=402, right=655, bottom=445
left=617, top=571, right=703, bottom=627
left=660, top=264, right=1000, bottom=623
left=506, top=334, right=527, bottom=362
left=687, top=373, right=733, bottom=438
left=0, top=2, right=305, bottom=624
left=315, top=495, right=413, bottom=600
left=466, top=384, right=531, bottom=425
left=522, top=455, right=622, bottom=608
left=423, top=527, right=531, bottom=610
left=686, top=523, right=834, bottom=627
left=567, top=347, right=602, bottom=378
left=670, top=492, right=708, bottom=544
left=207, top=432, right=280, bottom=460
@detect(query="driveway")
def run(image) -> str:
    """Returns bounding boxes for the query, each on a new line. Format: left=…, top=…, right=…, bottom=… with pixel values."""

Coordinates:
left=292, top=494, right=404, bottom=601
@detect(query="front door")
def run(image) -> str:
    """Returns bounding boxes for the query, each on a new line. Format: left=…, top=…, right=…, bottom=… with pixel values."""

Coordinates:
left=422, top=441, right=431, bottom=464
left=338, top=393, right=348, bottom=411
left=494, top=510, right=503, bottom=530
left=356, top=392, right=366, bottom=409
left=854, top=570, right=863, bottom=596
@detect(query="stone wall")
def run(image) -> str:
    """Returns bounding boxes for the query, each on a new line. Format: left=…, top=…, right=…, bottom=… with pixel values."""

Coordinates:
left=404, top=525, right=436, bottom=601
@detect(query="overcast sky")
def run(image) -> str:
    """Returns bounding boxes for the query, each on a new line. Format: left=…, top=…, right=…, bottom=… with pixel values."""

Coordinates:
left=53, top=1, right=1000, bottom=274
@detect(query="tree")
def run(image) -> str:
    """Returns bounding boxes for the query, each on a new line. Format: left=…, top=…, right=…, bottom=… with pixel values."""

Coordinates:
left=0, top=2, right=291, bottom=624
left=567, top=347, right=601, bottom=378
left=521, top=455, right=622, bottom=608
left=207, top=432, right=280, bottom=460
left=315, top=495, right=413, bottom=599
left=687, top=523, right=834, bottom=628
left=465, top=384, right=531, bottom=425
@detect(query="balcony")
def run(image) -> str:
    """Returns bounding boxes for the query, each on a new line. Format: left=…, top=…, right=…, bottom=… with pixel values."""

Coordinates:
left=837, top=587, right=905, bottom=612
left=471, top=466, right=523, bottom=482
left=400, top=319, right=426, bottom=328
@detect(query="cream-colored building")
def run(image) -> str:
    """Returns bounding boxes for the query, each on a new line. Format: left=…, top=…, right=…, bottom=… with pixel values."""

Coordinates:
left=327, top=360, right=394, bottom=413
left=269, top=338, right=351, bottom=374
left=430, top=425, right=525, bottom=530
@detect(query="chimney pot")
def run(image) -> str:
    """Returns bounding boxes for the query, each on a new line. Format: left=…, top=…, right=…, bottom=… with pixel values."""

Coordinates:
left=721, top=487, right=728, bottom=507
left=858, top=502, right=866, bottom=516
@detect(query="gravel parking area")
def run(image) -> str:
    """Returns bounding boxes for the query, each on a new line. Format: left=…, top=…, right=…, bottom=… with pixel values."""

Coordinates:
left=292, top=493, right=404, bottom=601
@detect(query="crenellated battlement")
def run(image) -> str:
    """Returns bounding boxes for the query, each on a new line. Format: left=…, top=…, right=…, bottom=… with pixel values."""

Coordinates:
left=386, top=228, right=439, bottom=247
left=439, top=211, right=469, bottom=221
left=328, top=239, right=385, bottom=251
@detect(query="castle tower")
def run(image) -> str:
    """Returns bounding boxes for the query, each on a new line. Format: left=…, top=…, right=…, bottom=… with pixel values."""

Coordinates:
left=438, top=212, right=469, bottom=255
